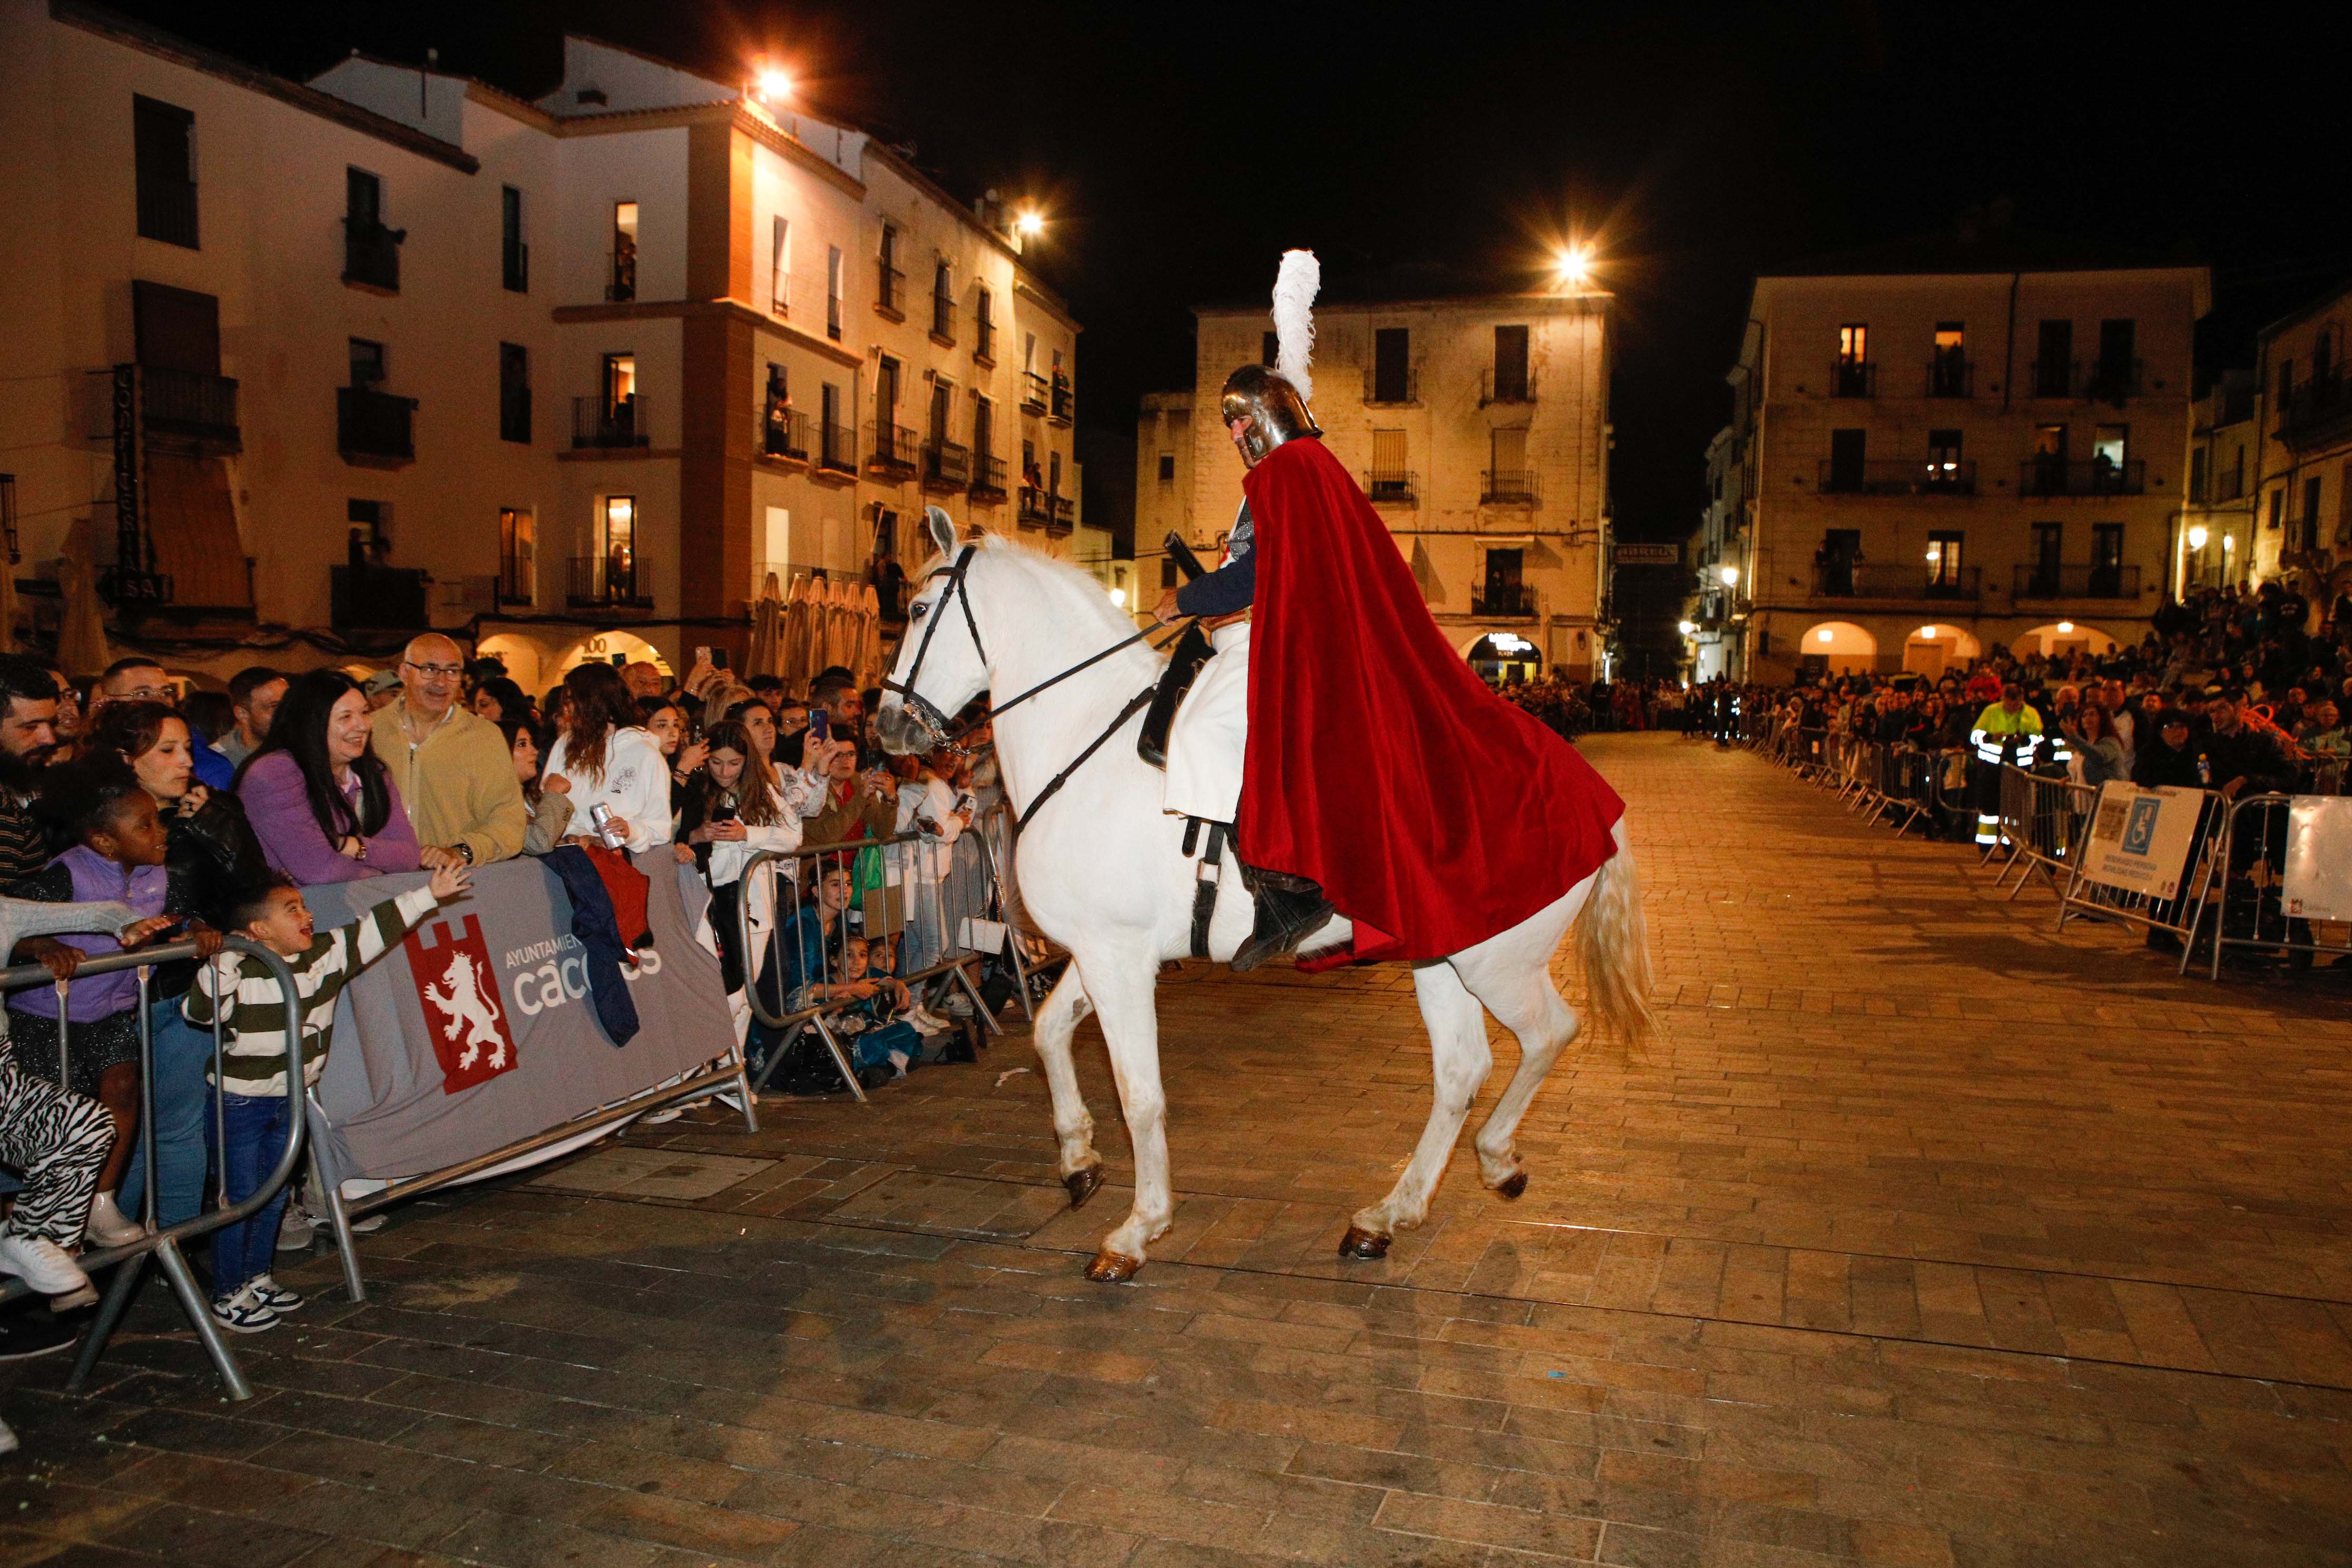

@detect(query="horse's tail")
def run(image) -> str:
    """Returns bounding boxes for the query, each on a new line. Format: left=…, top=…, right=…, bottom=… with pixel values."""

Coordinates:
left=1575, top=818, right=1657, bottom=1051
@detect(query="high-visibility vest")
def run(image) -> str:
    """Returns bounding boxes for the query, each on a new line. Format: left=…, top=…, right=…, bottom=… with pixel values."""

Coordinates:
left=1969, top=703, right=2045, bottom=766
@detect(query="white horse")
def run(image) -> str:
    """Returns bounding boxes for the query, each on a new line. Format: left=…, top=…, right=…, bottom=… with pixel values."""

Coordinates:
left=877, top=514, right=1653, bottom=1281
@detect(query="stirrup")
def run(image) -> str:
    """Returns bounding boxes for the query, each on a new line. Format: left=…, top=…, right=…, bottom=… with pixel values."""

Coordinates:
left=1231, top=874, right=1335, bottom=974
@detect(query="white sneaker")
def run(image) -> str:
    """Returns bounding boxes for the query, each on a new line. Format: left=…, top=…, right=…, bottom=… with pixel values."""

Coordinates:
left=0, top=1235, right=90, bottom=1297
left=84, top=1192, right=145, bottom=1248
left=250, top=1275, right=303, bottom=1314
left=276, top=1202, right=315, bottom=1252
left=209, top=1285, right=278, bottom=1335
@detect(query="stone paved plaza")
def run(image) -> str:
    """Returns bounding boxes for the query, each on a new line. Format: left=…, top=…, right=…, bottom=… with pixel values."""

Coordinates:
left=2, top=733, right=2347, bottom=1567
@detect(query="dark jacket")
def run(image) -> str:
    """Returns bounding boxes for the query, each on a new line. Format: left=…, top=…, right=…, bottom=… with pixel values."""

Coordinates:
left=2202, top=725, right=2293, bottom=797
left=2134, top=740, right=2206, bottom=790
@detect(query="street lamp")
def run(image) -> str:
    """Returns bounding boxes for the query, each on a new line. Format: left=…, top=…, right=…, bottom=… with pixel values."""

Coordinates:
left=1677, top=620, right=1696, bottom=635
left=1016, top=208, right=1045, bottom=238
left=751, top=66, right=791, bottom=102
left=1554, top=244, right=1591, bottom=289
left=1108, top=587, right=1126, bottom=609
left=2187, top=525, right=2209, bottom=550
left=1718, top=565, right=1739, bottom=587
left=2056, top=621, right=2075, bottom=634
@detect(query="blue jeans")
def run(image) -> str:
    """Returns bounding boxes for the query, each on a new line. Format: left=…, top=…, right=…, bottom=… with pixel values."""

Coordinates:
left=117, top=996, right=213, bottom=1228
left=205, top=1091, right=291, bottom=1300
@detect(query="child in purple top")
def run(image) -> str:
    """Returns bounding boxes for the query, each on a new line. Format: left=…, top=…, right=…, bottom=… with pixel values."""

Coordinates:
left=234, top=670, right=418, bottom=884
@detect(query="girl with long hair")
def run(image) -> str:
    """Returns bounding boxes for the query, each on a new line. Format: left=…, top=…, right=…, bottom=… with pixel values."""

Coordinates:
left=234, top=669, right=419, bottom=883
left=678, top=719, right=831, bottom=1023
left=498, top=716, right=573, bottom=854
left=542, top=662, right=670, bottom=849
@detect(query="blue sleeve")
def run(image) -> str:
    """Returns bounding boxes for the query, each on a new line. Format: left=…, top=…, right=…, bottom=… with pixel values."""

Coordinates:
left=191, top=741, right=234, bottom=791
left=1174, top=551, right=1256, bottom=618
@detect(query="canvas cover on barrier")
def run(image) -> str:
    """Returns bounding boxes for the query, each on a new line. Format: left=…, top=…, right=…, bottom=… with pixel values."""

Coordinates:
left=2079, top=782, right=2208, bottom=900
left=307, top=855, right=736, bottom=1182
left=2284, top=796, right=2352, bottom=922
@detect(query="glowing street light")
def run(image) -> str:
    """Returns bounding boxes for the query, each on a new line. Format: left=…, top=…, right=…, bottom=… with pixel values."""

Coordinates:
left=1718, top=565, right=1739, bottom=587
left=1817, top=628, right=1834, bottom=644
left=751, top=66, right=791, bottom=102
left=2187, top=525, right=2209, bottom=550
left=1016, top=208, right=1045, bottom=238
left=1677, top=620, right=1697, bottom=635
left=1554, top=243, right=1592, bottom=288
left=1108, top=586, right=1127, bottom=608
left=1918, top=625, right=1937, bottom=639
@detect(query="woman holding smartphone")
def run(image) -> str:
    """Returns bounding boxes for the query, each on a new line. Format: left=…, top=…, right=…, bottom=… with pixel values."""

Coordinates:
left=678, top=720, right=836, bottom=1038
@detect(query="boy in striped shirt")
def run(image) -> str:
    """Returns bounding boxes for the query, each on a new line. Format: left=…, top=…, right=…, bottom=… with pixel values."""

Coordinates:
left=186, top=862, right=470, bottom=1333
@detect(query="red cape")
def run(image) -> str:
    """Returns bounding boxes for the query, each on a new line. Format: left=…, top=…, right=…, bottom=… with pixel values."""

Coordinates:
left=1236, top=437, right=1624, bottom=966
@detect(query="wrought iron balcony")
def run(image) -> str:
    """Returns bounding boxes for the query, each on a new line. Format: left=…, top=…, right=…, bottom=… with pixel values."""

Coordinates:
left=337, top=386, right=415, bottom=465
left=1481, top=469, right=1539, bottom=505
left=1811, top=562, right=1981, bottom=601
left=923, top=439, right=972, bottom=491
left=2018, top=457, right=2144, bottom=497
left=2012, top=564, right=2142, bottom=600
left=1017, top=485, right=1051, bottom=525
left=818, top=423, right=856, bottom=474
left=2274, top=374, right=2352, bottom=448
left=1925, top=355, right=1973, bottom=397
left=2029, top=358, right=2078, bottom=398
left=1364, top=469, right=1418, bottom=506
left=1021, top=371, right=1050, bottom=415
left=1047, top=493, right=1075, bottom=533
left=1816, top=457, right=1976, bottom=496
left=969, top=454, right=1007, bottom=502
left=2083, top=358, right=2144, bottom=401
left=573, top=395, right=648, bottom=450
left=1050, top=375, right=1074, bottom=425
left=567, top=554, right=653, bottom=611
left=865, top=421, right=919, bottom=477
left=1479, top=368, right=1535, bottom=406
left=762, top=407, right=809, bottom=462
left=1830, top=360, right=1875, bottom=398
left=341, top=219, right=403, bottom=291
left=1471, top=584, right=1535, bottom=618
left=139, top=366, right=240, bottom=454
left=877, top=262, right=905, bottom=318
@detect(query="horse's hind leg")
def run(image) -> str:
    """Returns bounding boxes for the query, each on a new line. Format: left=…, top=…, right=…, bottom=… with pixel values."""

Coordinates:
left=1030, top=965, right=1104, bottom=1207
left=1451, top=886, right=1589, bottom=1198
left=1342, top=959, right=1493, bottom=1258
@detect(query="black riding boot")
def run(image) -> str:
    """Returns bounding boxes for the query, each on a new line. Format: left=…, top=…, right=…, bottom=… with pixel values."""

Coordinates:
left=1231, top=862, right=1336, bottom=974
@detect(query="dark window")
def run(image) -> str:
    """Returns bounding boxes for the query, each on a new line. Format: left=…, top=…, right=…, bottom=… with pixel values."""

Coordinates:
left=1158, top=454, right=1175, bottom=483
left=497, top=508, right=533, bottom=603
left=975, top=287, right=994, bottom=360
left=132, top=281, right=219, bottom=373
left=877, top=356, right=900, bottom=425
left=347, top=498, right=385, bottom=544
left=1261, top=331, right=1278, bottom=367
left=1819, top=529, right=1860, bottom=595
left=2190, top=446, right=2208, bottom=502
left=2090, top=523, right=2123, bottom=595
left=1827, top=428, right=1865, bottom=491
left=497, top=342, right=530, bottom=444
left=2270, top=487, right=2286, bottom=531
left=974, top=396, right=993, bottom=460
left=343, top=169, right=399, bottom=290
left=2280, top=357, right=2296, bottom=408
left=1492, top=325, right=1530, bottom=401
left=2029, top=522, right=2062, bottom=594
left=347, top=168, right=380, bottom=226
left=933, top=260, right=954, bottom=338
left=1048, top=450, right=1062, bottom=496
left=501, top=186, right=527, bottom=292
left=132, top=95, right=198, bottom=248
left=2304, top=476, right=2325, bottom=551
left=2035, top=320, right=2072, bottom=396
left=1371, top=328, right=1411, bottom=403
left=2095, top=319, right=2136, bottom=395
left=821, top=383, right=844, bottom=465
left=1479, top=548, right=1525, bottom=616
left=928, top=380, right=950, bottom=445
left=348, top=338, right=386, bottom=387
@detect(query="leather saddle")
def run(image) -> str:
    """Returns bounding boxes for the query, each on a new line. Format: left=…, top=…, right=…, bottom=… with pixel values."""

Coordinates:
left=1139, top=619, right=1214, bottom=769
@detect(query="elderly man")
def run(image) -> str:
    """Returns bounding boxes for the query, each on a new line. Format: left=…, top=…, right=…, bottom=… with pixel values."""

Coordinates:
left=219, top=665, right=286, bottom=768
left=621, top=661, right=666, bottom=701
left=90, top=657, right=234, bottom=789
left=370, top=634, right=526, bottom=868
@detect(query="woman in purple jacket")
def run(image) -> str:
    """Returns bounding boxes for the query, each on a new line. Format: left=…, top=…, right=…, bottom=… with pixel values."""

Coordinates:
left=235, top=671, right=419, bottom=884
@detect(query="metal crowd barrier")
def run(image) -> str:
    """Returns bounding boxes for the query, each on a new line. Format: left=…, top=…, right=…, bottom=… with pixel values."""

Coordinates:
left=2181, top=793, right=2352, bottom=978
left=736, top=822, right=1007, bottom=1102
left=0, top=937, right=305, bottom=1399
left=1991, top=766, right=2099, bottom=899
left=2055, top=788, right=2223, bottom=954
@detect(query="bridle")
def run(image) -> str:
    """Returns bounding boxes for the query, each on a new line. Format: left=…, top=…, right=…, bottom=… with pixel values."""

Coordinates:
left=882, top=542, right=1172, bottom=831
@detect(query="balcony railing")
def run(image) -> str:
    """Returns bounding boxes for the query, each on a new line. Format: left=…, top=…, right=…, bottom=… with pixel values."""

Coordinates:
left=930, top=293, right=956, bottom=342
left=135, top=176, right=198, bottom=249
left=969, top=454, right=1007, bottom=501
left=1364, top=366, right=1419, bottom=406
left=567, top=555, right=653, bottom=610
left=2083, top=358, right=2144, bottom=401
left=1364, top=469, right=1418, bottom=506
left=818, top=422, right=856, bottom=474
left=2018, top=457, right=2144, bottom=497
left=922, top=439, right=972, bottom=491
left=877, top=262, right=905, bottom=318
left=341, top=219, right=402, bottom=291
left=1049, top=375, right=1074, bottom=425
left=573, top=395, right=649, bottom=450
left=865, top=421, right=919, bottom=477
left=2012, top=564, right=2142, bottom=600
left=2029, top=359, right=2078, bottom=398
left=1830, top=360, right=1875, bottom=398
left=503, top=236, right=528, bottom=293
left=139, top=366, right=240, bottom=453
left=1479, top=368, right=1535, bottom=406
left=2275, top=374, right=2352, bottom=448
left=1021, top=371, right=1050, bottom=415
left=1017, top=485, right=1051, bottom=525
left=1816, top=457, right=1976, bottom=496
left=607, top=248, right=636, bottom=303
left=1811, top=563, right=1981, bottom=601
left=1481, top=468, right=1539, bottom=505
left=1925, top=356, right=1973, bottom=397
left=1472, top=584, right=1536, bottom=618
left=1047, top=493, right=1075, bottom=532
left=761, top=407, right=809, bottom=462
left=337, top=386, right=415, bottom=465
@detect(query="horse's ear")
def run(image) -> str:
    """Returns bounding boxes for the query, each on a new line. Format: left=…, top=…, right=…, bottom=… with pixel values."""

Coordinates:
left=924, top=506, right=957, bottom=559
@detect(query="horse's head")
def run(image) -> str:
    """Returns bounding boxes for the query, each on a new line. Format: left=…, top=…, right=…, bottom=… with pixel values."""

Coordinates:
left=878, top=507, right=989, bottom=756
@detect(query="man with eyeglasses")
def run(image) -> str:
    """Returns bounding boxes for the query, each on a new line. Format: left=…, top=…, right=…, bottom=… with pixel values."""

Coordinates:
left=369, top=634, right=526, bottom=869
left=88, top=658, right=236, bottom=789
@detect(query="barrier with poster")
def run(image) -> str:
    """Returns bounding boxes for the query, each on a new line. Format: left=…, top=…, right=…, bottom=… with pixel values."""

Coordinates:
left=300, top=850, right=752, bottom=1300
left=2182, top=793, right=2352, bottom=978
left=2056, top=780, right=2221, bottom=946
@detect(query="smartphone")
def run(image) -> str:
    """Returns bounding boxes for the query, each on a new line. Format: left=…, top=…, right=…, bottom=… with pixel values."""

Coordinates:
left=694, top=645, right=711, bottom=666
left=711, top=646, right=730, bottom=670
left=808, top=708, right=829, bottom=742
left=609, top=653, right=626, bottom=668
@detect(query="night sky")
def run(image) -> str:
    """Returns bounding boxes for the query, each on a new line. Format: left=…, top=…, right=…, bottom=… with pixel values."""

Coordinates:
left=121, top=1, right=2352, bottom=561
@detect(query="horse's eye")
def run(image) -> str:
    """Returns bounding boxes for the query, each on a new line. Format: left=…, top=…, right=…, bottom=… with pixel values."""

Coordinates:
left=909, top=602, right=929, bottom=621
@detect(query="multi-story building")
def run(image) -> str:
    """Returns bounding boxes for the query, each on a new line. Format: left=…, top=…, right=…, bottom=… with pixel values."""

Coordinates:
left=0, top=2, right=1093, bottom=686
left=1726, top=241, right=2208, bottom=681
left=2242, top=285, right=2352, bottom=612
left=2176, top=371, right=2259, bottom=593
left=1171, top=270, right=1613, bottom=683
left=1683, top=422, right=1749, bottom=681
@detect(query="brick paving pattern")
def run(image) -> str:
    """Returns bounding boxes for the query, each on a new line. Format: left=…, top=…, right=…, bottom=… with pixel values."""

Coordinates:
left=3, top=733, right=2347, bottom=1566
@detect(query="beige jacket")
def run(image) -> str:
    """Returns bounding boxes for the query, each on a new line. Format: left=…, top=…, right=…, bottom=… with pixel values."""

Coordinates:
left=369, top=702, right=528, bottom=865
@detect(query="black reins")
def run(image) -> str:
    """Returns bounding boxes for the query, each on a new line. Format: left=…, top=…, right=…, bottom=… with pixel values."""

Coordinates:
left=881, top=543, right=1182, bottom=832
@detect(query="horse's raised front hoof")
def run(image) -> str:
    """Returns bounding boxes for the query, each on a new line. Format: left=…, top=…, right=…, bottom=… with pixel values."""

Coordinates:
left=1492, top=1171, right=1530, bottom=1201
left=1063, top=1166, right=1104, bottom=1210
left=1084, top=1249, right=1141, bottom=1283
left=1338, top=1225, right=1392, bottom=1260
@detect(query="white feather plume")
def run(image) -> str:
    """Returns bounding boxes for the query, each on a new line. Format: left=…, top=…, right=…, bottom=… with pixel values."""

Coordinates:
left=1270, top=249, right=1320, bottom=404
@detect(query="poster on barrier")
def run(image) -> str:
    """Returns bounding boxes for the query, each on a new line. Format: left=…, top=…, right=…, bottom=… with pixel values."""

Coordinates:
left=307, top=853, right=737, bottom=1183
left=2284, top=797, right=2352, bottom=921
left=2078, top=782, right=2207, bottom=899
